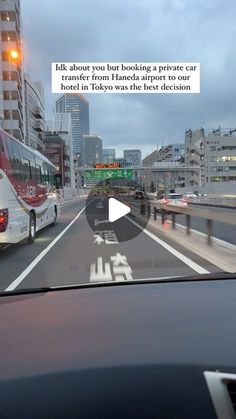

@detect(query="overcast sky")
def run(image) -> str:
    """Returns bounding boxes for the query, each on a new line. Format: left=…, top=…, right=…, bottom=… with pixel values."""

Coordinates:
left=21, top=0, right=236, bottom=158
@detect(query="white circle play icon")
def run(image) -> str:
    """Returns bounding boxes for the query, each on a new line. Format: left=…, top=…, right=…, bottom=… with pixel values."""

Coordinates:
left=108, top=198, right=131, bottom=222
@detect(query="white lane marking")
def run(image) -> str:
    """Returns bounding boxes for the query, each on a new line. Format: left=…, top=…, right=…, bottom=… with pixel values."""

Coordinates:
left=61, top=198, right=87, bottom=208
left=5, top=204, right=88, bottom=292
left=94, top=219, right=109, bottom=226
left=126, top=217, right=209, bottom=274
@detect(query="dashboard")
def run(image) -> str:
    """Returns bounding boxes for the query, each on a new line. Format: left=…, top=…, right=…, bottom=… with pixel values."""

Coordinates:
left=1, top=277, right=236, bottom=418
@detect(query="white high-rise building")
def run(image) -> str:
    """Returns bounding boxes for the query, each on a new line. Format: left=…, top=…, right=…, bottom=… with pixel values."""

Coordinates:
left=0, top=0, right=24, bottom=142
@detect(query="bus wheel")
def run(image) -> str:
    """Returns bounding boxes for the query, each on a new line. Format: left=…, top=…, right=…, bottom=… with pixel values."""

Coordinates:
left=51, top=207, right=57, bottom=227
left=28, top=212, right=36, bottom=244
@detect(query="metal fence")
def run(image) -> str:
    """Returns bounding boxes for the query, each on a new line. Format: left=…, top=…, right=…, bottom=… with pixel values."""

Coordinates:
left=138, top=201, right=236, bottom=245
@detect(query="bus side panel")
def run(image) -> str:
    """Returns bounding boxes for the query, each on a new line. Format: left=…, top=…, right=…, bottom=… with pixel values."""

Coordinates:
left=0, top=129, right=59, bottom=244
left=0, top=169, right=29, bottom=244
left=35, top=197, right=60, bottom=233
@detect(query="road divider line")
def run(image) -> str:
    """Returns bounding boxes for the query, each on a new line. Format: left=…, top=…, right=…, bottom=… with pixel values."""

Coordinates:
left=127, top=216, right=209, bottom=274
left=60, top=196, right=88, bottom=208
left=5, top=204, right=88, bottom=292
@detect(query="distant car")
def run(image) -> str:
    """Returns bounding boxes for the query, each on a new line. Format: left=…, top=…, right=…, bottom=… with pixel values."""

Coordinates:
left=155, top=193, right=187, bottom=212
left=193, top=191, right=207, bottom=197
left=135, top=190, right=144, bottom=199
left=165, top=193, right=188, bottom=207
left=185, top=192, right=197, bottom=198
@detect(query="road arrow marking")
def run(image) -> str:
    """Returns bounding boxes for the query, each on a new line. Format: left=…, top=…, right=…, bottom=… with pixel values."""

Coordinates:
left=93, top=234, right=104, bottom=245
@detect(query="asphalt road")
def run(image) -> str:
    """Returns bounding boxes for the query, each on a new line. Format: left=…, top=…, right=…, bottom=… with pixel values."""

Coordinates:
left=0, top=197, right=223, bottom=293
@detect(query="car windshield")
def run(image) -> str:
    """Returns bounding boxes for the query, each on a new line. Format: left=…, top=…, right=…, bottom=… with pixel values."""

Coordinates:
left=0, top=0, right=236, bottom=295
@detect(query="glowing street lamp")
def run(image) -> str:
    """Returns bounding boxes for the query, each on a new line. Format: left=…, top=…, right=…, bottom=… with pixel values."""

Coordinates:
left=9, top=49, right=19, bottom=61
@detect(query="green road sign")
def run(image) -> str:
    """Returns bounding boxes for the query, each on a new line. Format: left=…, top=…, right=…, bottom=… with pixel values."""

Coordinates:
left=84, top=169, right=133, bottom=181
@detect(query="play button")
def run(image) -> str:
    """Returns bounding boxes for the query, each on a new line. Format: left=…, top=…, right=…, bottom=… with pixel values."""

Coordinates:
left=85, top=178, right=150, bottom=242
left=109, top=198, right=130, bottom=222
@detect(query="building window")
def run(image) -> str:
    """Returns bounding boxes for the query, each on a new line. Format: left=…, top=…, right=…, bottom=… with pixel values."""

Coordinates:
left=222, top=146, right=236, bottom=150
left=3, top=91, right=11, bottom=100
left=4, top=110, right=11, bottom=120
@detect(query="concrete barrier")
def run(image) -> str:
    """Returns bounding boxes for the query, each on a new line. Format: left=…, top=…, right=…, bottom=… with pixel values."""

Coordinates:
left=188, top=196, right=236, bottom=208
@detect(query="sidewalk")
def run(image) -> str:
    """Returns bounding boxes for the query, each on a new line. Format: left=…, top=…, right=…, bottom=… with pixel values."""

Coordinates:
left=132, top=208, right=236, bottom=273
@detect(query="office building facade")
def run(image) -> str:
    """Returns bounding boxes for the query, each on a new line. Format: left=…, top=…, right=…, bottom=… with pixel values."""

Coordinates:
left=0, top=0, right=24, bottom=142
left=55, top=94, right=89, bottom=155
left=103, top=148, right=116, bottom=163
left=123, top=149, right=142, bottom=167
left=46, top=113, right=75, bottom=188
left=45, top=132, right=71, bottom=188
left=24, top=73, right=45, bottom=153
left=123, top=149, right=142, bottom=184
left=185, top=127, right=236, bottom=192
left=81, top=134, right=102, bottom=167
left=114, top=157, right=127, bottom=167
left=142, top=145, right=186, bottom=192
left=142, top=150, right=159, bottom=192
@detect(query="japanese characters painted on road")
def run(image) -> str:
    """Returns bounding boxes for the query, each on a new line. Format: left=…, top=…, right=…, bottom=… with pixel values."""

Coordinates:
left=90, top=253, right=133, bottom=282
left=93, top=230, right=119, bottom=245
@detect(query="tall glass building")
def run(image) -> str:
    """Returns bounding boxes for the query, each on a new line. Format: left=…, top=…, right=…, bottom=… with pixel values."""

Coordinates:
left=103, top=148, right=116, bottom=163
left=56, top=94, right=89, bottom=155
left=82, top=134, right=102, bottom=166
left=123, top=149, right=142, bottom=167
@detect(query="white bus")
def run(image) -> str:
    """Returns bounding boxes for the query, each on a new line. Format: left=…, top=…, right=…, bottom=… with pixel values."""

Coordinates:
left=0, top=128, right=60, bottom=244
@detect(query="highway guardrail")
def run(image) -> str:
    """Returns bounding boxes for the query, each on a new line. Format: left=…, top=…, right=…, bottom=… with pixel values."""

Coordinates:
left=187, top=196, right=236, bottom=208
left=136, top=201, right=236, bottom=245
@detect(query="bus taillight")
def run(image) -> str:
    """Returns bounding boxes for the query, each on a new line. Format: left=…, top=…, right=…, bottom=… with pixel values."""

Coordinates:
left=0, top=209, right=8, bottom=232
